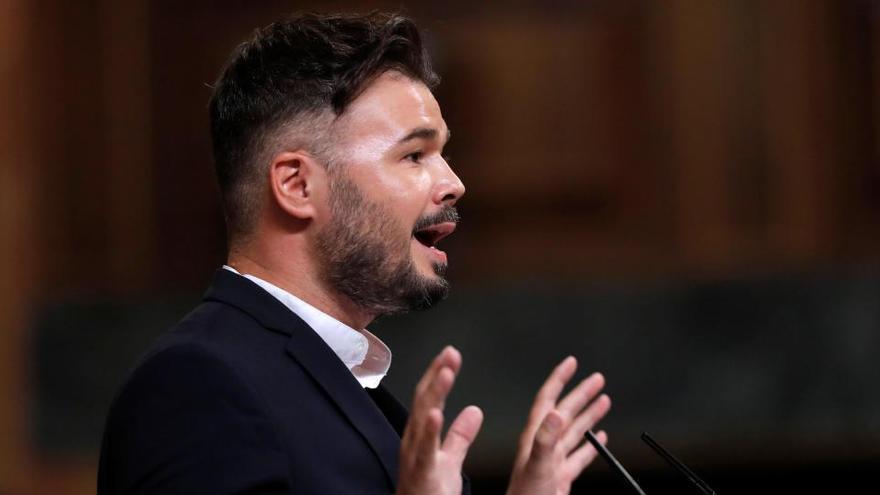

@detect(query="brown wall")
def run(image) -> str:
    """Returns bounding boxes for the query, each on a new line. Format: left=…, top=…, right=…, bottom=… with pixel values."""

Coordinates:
left=2, top=1, right=880, bottom=492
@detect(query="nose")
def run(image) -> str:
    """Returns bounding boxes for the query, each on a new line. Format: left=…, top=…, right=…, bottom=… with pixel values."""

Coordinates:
left=433, top=158, right=466, bottom=206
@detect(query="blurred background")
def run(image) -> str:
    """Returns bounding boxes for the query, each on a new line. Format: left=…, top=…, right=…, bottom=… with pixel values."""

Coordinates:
left=2, top=0, right=880, bottom=493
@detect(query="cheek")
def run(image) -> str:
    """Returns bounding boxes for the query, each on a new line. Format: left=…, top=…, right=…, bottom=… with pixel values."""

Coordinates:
left=356, top=169, right=433, bottom=224
left=312, top=193, right=335, bottom=225
left=384, top=194, right=424, bottom=238
left=375, top=166, right=429, bottom=194
left=391, top=180, right=432, bottom=227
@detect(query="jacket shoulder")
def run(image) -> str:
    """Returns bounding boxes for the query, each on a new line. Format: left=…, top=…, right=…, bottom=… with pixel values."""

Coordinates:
left=99, top=337, right=293, bottom=493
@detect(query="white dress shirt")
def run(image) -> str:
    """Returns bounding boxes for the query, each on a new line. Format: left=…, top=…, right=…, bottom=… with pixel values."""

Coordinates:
left=222, top=265, right=391, bottom=388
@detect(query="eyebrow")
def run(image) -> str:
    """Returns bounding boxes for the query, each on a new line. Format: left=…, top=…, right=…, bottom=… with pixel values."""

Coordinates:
left=397, top=127, right=451, bottom=145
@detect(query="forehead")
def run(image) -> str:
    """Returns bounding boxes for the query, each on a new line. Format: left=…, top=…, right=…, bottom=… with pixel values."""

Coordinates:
left=333, top=72, right=446, bottom=145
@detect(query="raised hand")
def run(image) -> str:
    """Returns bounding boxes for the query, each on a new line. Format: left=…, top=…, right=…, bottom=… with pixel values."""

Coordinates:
left=397, top=346, right=484, bottom=495
left=507, top=357, right=612, bottom=495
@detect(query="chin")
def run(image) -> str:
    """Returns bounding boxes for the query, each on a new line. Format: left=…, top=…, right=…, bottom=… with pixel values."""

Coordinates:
left=409, top=273, right=451, bottom=312
left=430, top=261, right=448, bottom=277
left=414, top=257, right=447, bottom=279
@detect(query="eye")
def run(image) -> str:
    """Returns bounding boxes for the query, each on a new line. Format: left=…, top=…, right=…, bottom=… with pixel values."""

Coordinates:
left=404, top=151, right=424, bottom=164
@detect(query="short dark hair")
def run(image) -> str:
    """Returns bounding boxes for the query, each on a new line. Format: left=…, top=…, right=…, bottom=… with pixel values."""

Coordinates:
left=209, top=12, right=439, bottom=243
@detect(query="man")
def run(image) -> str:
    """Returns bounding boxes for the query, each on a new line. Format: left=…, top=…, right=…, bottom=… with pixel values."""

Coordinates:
left=98, top=12, right=611, bottom=494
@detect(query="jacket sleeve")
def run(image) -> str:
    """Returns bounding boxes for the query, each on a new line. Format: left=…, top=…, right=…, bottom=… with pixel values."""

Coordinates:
left=98, top=344, right=292, bottom=495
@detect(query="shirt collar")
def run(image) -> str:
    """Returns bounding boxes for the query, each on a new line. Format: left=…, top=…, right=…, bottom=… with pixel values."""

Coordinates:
left=222, top=265, right=391, bottom=388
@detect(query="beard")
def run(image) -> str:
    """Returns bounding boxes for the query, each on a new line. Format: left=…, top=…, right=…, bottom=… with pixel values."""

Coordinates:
left=313, top=173, right=458, bottom=317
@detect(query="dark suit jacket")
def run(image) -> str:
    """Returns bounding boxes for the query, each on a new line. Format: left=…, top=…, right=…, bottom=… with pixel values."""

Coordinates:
left=98, top=269, right=471, bottom=494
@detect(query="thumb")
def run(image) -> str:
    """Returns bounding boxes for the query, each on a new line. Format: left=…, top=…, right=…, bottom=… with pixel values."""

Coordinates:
left=529, top=410, right=563, bottom=467
left=441, top=405, right=484, bottom=464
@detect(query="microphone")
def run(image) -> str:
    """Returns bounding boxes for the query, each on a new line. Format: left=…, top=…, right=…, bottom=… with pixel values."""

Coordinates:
left=585, top=430, right=647, bottom=495
left=584, top=430, right=719, bottom=494
left=641, top=432, right=717, bottom=495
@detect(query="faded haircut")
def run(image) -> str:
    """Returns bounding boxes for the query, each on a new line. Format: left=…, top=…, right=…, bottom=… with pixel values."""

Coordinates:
left=209, top=12, right=439, bottom=245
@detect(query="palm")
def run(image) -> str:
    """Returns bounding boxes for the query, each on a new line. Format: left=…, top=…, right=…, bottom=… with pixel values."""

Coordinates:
left=397, top=347, right=483, bottom=495
left=507, top=357, right=612, bottom=495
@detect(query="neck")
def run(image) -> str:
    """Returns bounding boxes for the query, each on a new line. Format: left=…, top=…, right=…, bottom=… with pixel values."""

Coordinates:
left=227, top=245, right=375, bottom=330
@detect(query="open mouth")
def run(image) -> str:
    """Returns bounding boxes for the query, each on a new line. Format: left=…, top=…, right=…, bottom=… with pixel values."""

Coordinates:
left=412, top=221, right=456, bottom=249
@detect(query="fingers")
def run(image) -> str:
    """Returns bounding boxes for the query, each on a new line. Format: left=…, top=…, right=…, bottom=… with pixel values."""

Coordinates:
left=556, top=372, right=605, bottom=421
left=534, top=356, right=578, bottom=408
left=414, top=346, right=462, bottom=405
left=414, top=407, right=443, bottom=468
left=408, top=366, right=454, bottom=447
left=559, top=393, right=611, bottom=454
left=565, top=429, right=608, bottom=478
left=399, top=347, right=479, bottom=494
left=519, top=357, right=577, bottom=448
left=533, top=410, right=563, bottom=457
left=421, top=368, right=452, bottom=436
left=403, top=347, right=462, bottom=460
left=441, top=405, right=484, bottom=465
left=508, top=360, right=612, bottom=495
left=422, top=366, right=456, bottom=415
left=410, top=347, right=461, bottom=423
left=523, top=409, right=564, bottom=476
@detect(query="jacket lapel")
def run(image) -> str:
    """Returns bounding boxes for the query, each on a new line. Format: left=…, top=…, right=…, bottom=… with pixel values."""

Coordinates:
left=203, top=269, right=401, bottom=489
left=367, top=385, right=409, bottom=437
left=283, top=338, right=401, bottom=488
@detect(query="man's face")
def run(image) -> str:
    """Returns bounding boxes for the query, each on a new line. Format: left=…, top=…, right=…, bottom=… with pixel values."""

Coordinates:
left=313, top=72, right=465, bottom=317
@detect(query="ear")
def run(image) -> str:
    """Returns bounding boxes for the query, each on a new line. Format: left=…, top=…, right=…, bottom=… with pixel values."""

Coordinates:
left=268, top=150, right=326, bottom=220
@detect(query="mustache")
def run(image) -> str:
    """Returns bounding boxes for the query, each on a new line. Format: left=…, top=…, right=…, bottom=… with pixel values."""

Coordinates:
left=412, top=206, right=460, bottom=233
